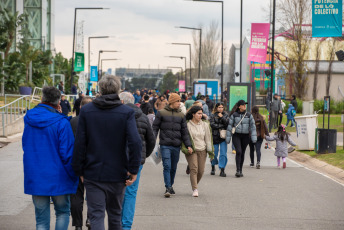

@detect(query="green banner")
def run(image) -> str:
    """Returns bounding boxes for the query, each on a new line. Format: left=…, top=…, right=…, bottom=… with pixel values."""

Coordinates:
left=74, top=52, right=84, bottom=72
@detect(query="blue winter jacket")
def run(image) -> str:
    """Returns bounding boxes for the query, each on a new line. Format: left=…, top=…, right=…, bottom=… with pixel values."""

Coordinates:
left=134, top=94, right=142, bottom=104
left=286, top=104, right=295, bottom=120
left=23, top=104, right=78, bottom=196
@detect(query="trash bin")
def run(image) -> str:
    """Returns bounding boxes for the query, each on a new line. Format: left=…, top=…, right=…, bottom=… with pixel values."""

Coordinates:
left=302, top=101, right=314, bottom=115
left=316, top=129, right=337, bottom=154
left=295, top=114, right=318, bottom=150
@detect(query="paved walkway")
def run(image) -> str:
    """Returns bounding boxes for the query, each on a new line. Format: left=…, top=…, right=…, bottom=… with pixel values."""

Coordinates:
left=0, top=139, right=343, bottom=229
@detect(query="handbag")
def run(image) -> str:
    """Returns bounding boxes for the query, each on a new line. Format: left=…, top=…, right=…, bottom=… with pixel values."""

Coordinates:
left=220, top=130, right=227, bottom=139
left=231, top=112, right=247, bottom=134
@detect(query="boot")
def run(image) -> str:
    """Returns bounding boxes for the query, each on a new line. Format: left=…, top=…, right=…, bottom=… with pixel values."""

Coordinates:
left=256, top=161, right=260, bottom=169
left=220, top=168, right=226, bottom=177
left=235, top=171, right=241, bottom=177
left=211, top=165, right=215, bottom=175
left=240, top=171, right=244, bottom=177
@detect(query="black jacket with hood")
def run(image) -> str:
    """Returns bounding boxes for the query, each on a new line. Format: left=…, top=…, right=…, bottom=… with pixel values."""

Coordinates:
left=125, top=103, right=156, bottom=165
left=72, top=94, right=142, bottom=182
left=140, top=101, right=153, bottom=115
left=209, top=111, right=229, bottom=144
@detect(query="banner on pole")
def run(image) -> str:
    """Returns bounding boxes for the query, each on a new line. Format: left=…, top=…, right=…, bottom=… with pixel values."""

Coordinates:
left=312, top=0, right=343, bottom=37
left=179, top=80, right=185, bottom=92
left=90, top=66, right=98, bottom=82
left=74, top=52, right=85, bottom=72
left=247, top=23, right=270, bottom=64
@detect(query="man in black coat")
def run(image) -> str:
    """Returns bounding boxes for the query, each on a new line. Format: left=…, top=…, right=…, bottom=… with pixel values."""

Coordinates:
left=73, top=93, right=84, bottom=116
left=72, top=75, right=142, bottom=229
left=60, top=95, right=71, bottom=116
left=140, top=95, right=153, bottom=115
left=119, top=92, right=156, bottom=229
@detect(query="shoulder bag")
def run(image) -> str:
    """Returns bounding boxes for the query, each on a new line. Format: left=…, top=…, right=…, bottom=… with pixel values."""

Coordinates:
left=231, top=112, right=247, bottom=134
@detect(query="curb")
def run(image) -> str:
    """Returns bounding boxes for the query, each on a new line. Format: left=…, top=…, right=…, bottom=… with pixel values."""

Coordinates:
left=289, top=150, right=344, bottom=185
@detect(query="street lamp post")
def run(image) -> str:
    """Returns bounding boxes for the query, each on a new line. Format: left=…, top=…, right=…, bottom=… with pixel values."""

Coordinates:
left=193, top=0, right=224, bottom=93
left=240, top=0, right=243, bottom=83
left=169, top=43, right=192, bottom=91
left=88, top=36, right=109, bottom=80
left=166, top=56, right=187, bottom=91
left=269, top=0, right=276, bottom=132
left=177, top=26, right=202, bottom=80
left=98, top=50, right=120, bottom=80
left=100, top=59, right=120, bottom=77
left=71, top=7, right=108, bottom=90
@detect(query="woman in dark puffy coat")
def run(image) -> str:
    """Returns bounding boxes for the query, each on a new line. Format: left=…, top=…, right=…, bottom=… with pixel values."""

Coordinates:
left=209, top=102, right=229, bottom=177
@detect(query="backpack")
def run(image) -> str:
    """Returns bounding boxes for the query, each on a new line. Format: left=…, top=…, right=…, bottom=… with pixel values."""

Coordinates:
left=291, top=109, right=296, bottom=117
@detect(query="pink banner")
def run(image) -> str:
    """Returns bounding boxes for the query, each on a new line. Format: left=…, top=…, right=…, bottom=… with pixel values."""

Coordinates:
left=247, top=23, right=270, bottom=64
left=179, top=80, right=185, bottom=92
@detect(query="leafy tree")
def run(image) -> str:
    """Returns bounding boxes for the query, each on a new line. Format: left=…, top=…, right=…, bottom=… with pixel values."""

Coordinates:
left=160, top=72, right=177, bottom=93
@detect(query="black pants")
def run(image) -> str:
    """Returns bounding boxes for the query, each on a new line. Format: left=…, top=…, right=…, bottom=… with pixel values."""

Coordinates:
left=71, top=179, right=88, bottom=227
left=232, top=133, right=250, bottom=172
left=249, top=137, right=263, bottom=164
left=278, top=113, right=283, bottom=126
left=84, top=179, right=126, bottom=230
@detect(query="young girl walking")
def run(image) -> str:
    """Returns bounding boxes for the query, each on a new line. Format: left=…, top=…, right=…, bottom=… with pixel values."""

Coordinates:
left=265, top=125, right=297, bottom=168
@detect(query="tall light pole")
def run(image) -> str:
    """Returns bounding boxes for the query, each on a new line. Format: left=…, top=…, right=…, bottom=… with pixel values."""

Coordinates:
left=166, top=56, right=187, bottom=91
left=240, top=0, right=243, bottom=83
left=88, top=36, right=109, bottom=79
left=168, top=43, right=192, bottom=90
left=269, top=0, right=276, bottom=132
left=71, top=7, right=109, bottom=90
left=101, top=59, right=120, bottom=77
left=177, top=26, right=202, bottom=79
left=98, top=50, right=120, bottom=81
left=193, top=0, right=224, bottom=92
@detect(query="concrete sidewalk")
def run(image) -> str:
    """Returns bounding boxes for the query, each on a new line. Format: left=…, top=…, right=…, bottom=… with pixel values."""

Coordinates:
left=0, top=140, right=344, bottom=229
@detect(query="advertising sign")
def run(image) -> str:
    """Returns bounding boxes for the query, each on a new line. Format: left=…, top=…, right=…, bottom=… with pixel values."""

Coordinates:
left=229, top=85, right=248, bottom=110
left=179, top=80, right=185, bottom=92
left=74, top=52, right=85, bottom=72
left=312, top=0, right=343, bottom=37
left=90, top=66, right=98, bottom=82
left=193, top=83, right=207, bottom=98
left=247, top=23, right=270, bottom=64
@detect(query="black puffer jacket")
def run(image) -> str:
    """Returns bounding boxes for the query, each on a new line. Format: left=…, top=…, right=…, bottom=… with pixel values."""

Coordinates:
left=125, top=103, right=156, bottom=165
left=153, top=105, right=191, bottom=148
left=209, top=112, right=229, bottom=144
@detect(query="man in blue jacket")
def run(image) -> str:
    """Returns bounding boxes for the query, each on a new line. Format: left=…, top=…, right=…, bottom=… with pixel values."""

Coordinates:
left=72, top=75, right=142, bottom=230
left=22, top=86, right=78, bottom=229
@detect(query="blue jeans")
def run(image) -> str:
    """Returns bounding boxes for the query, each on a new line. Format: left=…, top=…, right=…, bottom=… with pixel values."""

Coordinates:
left=32, top=195, right=70, bottom=230
left=160, top=145, right=180, bottom=188
left=286, top=119, right=294, bottom=127
left=122, top=165, right=143, bottom=230
left=212, top=141, right=228, bottom=169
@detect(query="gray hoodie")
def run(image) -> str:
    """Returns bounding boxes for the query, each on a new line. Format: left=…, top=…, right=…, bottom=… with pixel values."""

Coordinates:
left=197, top=100, right=210, bottom=117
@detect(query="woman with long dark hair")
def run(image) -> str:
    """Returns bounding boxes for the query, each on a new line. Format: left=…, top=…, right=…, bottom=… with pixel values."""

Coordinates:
left=181, top=106, right=214, bottom=197
left=226, top=100, right=257, bottom=177
left=249, top=106, right=269, bottom=169
left=209, top=102, right=229, bottom=177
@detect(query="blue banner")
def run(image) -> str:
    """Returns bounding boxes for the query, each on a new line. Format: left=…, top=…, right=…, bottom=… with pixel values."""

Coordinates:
left=90, top=66, right=98, bottom=82
left=312, top=0, right=343, bottom=37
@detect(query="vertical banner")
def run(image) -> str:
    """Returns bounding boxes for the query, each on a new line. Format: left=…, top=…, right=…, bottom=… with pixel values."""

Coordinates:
left=74, top=52, right=85, bottom=71
left=247, top=23, right=270, bottom=64
left=90, top=66, right=98, bottom=82
left=179, top=80, right=185, bottom=92
left=312, top=0, right=342, bottom=37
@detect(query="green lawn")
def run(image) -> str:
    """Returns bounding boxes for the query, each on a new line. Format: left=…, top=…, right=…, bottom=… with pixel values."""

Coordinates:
left=299, top=147, right=344, bottom=170
left=0, top=96, right=39, bottom=109
left=258, top=108, right=343, bottom=133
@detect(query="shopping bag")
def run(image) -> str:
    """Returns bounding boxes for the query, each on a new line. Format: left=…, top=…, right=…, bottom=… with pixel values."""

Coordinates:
left=150, top=142, right=162, bottom=165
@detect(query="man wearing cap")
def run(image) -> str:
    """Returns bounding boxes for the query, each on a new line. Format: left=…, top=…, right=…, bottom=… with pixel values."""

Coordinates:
left=153, top=93, right=193, bottom=198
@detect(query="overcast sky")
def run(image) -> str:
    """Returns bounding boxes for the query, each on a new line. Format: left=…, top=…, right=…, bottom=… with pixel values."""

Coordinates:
left=54, top=0, right=271, bottom=72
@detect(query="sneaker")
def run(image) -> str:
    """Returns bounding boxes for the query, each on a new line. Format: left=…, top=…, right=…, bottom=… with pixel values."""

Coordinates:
left=283, top=162, right=286, bottom=169
left=235, top=171, right=241, bottom=177
left=277, top=165, right=281, bottom=169
left=211, top=165, right=215, bottom=175
left=192, top=189, right=199, bottom=197
left=186, top=165, right=190, bottom=175
left=164, top=188, right=171, bottom=198
left=219, top=168, right=226, bottom=177
left=250, top=163, right=254, bottom=168
left=240, top=171, right=244, bottom=177
left=291, top=125, right=295, bottom=127
left=170, top=187, right=175, bottom=195
left=256, top=162, right=260, bottom=169
left=232, top=150, right=236, bottom=154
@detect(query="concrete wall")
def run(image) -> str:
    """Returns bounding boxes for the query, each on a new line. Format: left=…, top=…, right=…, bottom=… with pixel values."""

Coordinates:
left=0, top=117, right=24, bottom=137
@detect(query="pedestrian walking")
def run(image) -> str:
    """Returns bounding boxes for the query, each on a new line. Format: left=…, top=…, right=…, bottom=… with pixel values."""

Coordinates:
left=265, top=125, right=296, bottom=169
left=181, top=106, right=214, bottom=197
left=197, top=95, right=210, bottom=117
left=140, top=95, right=153, bottom=115
left=72, top=75, right=142, bottom=230
left=147, top=108, right=155, bottom=126
left=226, top=100, right=257, bottom=178
left=286, top=104, right=296, bottom=127
left=73, top=93, right=84, bottom=116
left=60, top=95, right=71, bottom=116
left=70, top=96, right=93, bottom=230
left=119, top=92, right=156, bottom=230
left=134, top=90, right=142, bottom=104
left=209, top=102, right=229, bottom=177
left=153, top=93, right=193, bottom=198
left=23, top=86, right=78, bottom=229
left=249, top=106, right=269, bottom=169
left=154, top=95, right=168, bottom=111
left=271, top=94, right=281, bottom=129
left=279, top=98, right=286, bottom=126
left=206, top=95, right=214, bottom=112
left=58, top=81, right=64, bottom=93
left=185, top=93, right=195, bottom=110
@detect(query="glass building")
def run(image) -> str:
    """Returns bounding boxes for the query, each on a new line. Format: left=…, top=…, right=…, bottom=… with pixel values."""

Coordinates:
left=0, top=0, right=55, bottom=51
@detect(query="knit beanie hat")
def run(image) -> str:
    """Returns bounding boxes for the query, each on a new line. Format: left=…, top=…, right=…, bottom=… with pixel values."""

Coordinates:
left=168, top=93, right=181, bottom=104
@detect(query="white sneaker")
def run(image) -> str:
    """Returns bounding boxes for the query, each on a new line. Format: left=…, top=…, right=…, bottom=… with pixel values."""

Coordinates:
left=192, top=189, right=199, bottom=197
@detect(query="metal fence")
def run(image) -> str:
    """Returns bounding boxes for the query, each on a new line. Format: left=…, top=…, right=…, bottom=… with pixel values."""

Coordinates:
left=0, top=95, right=31, bottom=137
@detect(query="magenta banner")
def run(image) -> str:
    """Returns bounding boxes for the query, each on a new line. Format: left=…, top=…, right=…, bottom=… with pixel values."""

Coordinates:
left=248, top=23, right=270, bottom=64
left=179, top=80, right=185, bottom=92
